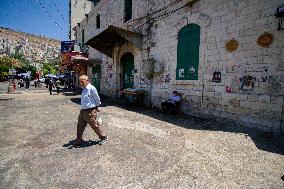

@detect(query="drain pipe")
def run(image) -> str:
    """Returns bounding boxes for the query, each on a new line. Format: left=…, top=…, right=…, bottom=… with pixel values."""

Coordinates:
left=280, top=95, right=284, bottom=135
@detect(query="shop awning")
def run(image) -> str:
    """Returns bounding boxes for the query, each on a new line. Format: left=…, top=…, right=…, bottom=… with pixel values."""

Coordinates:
left=72, top=57, right=102, bottom=67
left=85, top=25, right=143, bottom=57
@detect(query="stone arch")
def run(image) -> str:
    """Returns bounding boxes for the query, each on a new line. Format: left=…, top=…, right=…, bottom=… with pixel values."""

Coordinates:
left=172, top=12, right=211, bottom=34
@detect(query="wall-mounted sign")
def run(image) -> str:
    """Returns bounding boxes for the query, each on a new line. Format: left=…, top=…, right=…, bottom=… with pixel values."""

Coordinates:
left=275, top=4, right=284, bottom=17
left=226, top=39, right=238, bottom=52
left=275, top=4, right=284, bottom=30
left=257, top=32, right=274, bottom=47
left=212, top=71, right=221, bottom=82
left=61, top=40, right=76, bottom=53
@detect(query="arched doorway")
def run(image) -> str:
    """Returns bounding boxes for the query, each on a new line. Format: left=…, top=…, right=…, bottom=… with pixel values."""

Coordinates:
left=120, top=52, right=134, bottom=89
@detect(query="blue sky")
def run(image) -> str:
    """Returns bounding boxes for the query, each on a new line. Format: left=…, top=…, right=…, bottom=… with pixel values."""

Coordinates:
left=0, top=0, right=69, bottom=41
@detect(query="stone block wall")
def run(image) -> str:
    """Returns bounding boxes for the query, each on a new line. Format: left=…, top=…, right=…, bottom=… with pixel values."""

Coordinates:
left=147, top=0, right=284, bottom=133
left=74, top=0, right=284, bottom=133
left=70, top=0, right=92, bottom=40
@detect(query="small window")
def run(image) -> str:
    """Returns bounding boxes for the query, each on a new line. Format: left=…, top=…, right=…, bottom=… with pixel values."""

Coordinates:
left=124, top=0, right=132, bottom=22
left=96, top=14, right=100, bottom=29
left=82, top=29, right=85, bottom=44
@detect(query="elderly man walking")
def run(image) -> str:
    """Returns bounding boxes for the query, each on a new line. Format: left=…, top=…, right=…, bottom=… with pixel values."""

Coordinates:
left=74, top=75, right=108, bottom=146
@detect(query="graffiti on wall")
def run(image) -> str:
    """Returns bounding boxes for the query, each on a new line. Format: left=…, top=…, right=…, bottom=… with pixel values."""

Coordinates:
left=240, top=76, right=256, bottom=91
left=267, top=75, right=282, bottom=94
left=156, top=73, right=171, bottom=84
left=165, top=73, right=171, bottom=83
left=225, top=86, right=233, bottom=93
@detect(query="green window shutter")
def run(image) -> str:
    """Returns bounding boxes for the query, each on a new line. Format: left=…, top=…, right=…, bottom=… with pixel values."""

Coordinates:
left=124, top=0, right=132, bottom=22
left=121, top=52, right=134, bottom=89
left=92, top=65, right=101, bottom=92
left=176, top=24, right=200, bottom=80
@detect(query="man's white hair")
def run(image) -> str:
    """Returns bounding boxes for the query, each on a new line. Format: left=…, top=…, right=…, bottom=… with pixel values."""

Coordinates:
left=79, top=75, right=88, bottom=80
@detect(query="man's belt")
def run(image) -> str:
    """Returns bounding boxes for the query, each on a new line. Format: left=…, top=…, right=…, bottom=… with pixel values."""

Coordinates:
left=82, top=106, right=97, bottom=111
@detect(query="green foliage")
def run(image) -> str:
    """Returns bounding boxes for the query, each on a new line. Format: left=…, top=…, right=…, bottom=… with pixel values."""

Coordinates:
left=0, top=60, right=10, bottom=73
left=10, top=53, right=28, bottom=65
left=0, top=63, right=9, bottom=81
left=42, top=63, right=58, bottom=75
left=0, top=56, right=22, bottom=81
left=0, top=53, right=38, bottom=80
left=10, top=53, right=37, bottom=77
left=22, top=64, right=37, bottom=77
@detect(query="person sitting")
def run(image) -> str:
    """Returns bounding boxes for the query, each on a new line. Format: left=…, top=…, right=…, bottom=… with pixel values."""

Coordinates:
left=161, top=91, right=181, bottom=114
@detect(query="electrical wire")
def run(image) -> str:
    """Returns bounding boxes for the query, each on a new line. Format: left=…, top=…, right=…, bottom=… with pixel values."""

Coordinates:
left=35, top=0, right=64, bottom=31
left=127, top=0, right=183, bottom=23
left=129, top=0, right=188, bottom=33
left=51, top=0, right=66, bottom=22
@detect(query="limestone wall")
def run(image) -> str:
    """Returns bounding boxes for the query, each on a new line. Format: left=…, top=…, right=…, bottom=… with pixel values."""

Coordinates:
left=74, top=0, right=284, bottom=133
left=70, top=0, right=92, bottom=40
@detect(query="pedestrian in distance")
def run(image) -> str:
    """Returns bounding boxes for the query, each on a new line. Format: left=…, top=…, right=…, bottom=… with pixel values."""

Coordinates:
left=55, top=79, right=60, bottom=94
left=18, top=79, right=24, bottom=88
left=48, top=79, right=54, bottom=95
left=34, top=80, right=38, bottom=88
left=73, top=75, right=108, bottom=146
left=25, top=76, right=30, bottom=90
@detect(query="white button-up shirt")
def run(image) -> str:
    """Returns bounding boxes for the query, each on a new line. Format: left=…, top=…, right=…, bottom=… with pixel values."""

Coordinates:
left=80, top=83, right=101, bottom=109
left=167, top=95, right=181, bottom=104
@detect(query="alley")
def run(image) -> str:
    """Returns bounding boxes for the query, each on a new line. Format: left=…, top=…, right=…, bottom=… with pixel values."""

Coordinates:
left=0, top=88, right=283, bottom=189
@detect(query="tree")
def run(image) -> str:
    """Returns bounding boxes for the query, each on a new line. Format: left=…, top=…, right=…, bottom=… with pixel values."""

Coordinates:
left=9, top=53, right=37, bottom=78
left=42, top=63, right=58, bottom=75
left=0, top=57, right=22, bottom=81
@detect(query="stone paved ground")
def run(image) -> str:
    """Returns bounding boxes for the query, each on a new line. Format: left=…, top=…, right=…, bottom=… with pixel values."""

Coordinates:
left=0, top=86, right=283, bottom=189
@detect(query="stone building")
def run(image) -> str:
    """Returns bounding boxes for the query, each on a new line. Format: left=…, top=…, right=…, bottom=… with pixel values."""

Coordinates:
left=0, top=27, right=60, bottom=64
left=69, top=0, right=93, bottom=40
left=72, top=0, right=284, bottom=134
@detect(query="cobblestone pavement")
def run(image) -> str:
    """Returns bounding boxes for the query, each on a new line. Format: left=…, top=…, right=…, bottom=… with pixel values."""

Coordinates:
left=0, top=87, right=283, bottom=189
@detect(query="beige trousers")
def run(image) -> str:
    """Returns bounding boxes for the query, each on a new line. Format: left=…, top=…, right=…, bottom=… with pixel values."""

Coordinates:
left=77, top=108, right=107, bottom=140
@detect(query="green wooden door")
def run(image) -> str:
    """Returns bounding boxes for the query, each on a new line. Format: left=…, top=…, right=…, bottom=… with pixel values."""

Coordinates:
left=121, top=52, right=134, bottom=89
left=92, top=65, right=101, bottom=92
left=176, top=24, right=200, bottom=80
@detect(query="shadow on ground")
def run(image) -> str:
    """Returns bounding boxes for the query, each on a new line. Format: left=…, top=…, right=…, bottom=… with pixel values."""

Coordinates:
left=103, top=97, right=284, bottom=155
left=61, top=88, right=82, bottom=96
left=65, top=92, right=283, bottom=155
left=62, top=139, right=99, bottom=149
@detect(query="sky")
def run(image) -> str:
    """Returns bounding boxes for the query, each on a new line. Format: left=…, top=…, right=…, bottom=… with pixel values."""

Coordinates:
left=0, top=0, right=69, bottom=41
